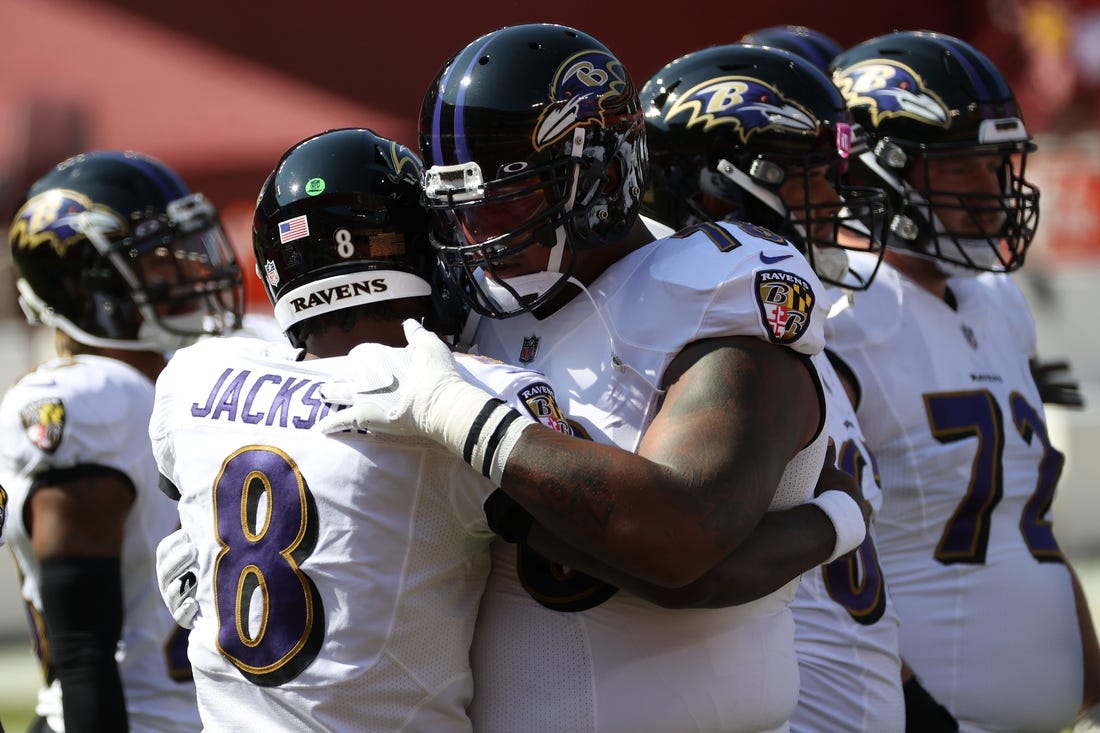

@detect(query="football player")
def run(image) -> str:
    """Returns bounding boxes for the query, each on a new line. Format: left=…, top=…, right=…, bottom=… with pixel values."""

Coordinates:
left=0, top=150, right=243, bottom=732
left=827, top=30, right=1100, bottom=730
left=641, top=41, right=906, bottom=732
left=149, top=128, right=575, bottom=731
left=320, top=23, right=870, bottom=732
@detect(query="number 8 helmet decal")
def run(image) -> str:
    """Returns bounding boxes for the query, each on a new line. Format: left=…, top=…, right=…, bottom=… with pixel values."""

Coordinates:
left=252, top=128, right=465, bottom=347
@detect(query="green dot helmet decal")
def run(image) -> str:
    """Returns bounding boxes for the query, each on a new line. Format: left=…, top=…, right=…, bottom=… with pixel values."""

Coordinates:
left=305, top=178, right=326, bottom=196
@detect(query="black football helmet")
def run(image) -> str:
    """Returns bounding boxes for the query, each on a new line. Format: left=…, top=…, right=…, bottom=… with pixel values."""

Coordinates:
left=740, top=25, right=843, bottom=73
left=830, top=31, right=1039, bottom=273
left=642, top=43, right=888, bottom=290
left=253, top=128, right=464, bottom=347
left=419, top=23, right=648, bottom=318
left=9, top=151, right=243, bottom=353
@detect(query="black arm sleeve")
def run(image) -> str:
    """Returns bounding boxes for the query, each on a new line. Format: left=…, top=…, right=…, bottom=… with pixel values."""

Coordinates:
left=39, top=556, right=129, bottom=733
left=158, top=472, right=181, bottom=501
left=483, top=489, right=534, bottom=544
left=903, top=674, right=958, bottom=733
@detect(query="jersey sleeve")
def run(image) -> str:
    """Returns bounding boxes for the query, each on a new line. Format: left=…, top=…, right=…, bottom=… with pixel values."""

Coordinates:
left=456, top=355, right=576, bottom=437
left=615, top=221, right=828, bottom=357
left=0, top=360, right=152, bottom=488
left=0, top=485, right=7, bottom=544
left=148, top=356, right=182, bottom=487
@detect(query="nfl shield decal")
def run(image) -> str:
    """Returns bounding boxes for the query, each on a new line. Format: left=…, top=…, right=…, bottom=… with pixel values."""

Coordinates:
left=519, top=334, right=540, bottom=365
left=20, top=398, right=66, bottom=454
left=264, top=259, right=280, bottom=288
left=755, top=269, right=816, bottom=344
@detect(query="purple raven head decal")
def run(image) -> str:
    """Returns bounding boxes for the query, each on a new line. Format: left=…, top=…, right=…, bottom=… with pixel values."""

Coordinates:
left=662, top=76, right=818, bottom=143
left=533, top=50, right=632, bottom=151
left=833, top=60, right=949, bottom=128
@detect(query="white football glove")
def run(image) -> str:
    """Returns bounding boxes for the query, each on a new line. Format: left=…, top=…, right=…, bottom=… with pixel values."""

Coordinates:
left=156, top=528, right=200, bottom=629
left=316, top=319, right=533, bottom=484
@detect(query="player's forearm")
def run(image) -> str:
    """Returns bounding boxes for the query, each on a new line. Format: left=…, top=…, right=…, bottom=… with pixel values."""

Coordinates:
left=525, top=503, right=835, bottom=605
left=501, top=428, right=744, bottom=588
left=40, top=556, right=129, bottom=732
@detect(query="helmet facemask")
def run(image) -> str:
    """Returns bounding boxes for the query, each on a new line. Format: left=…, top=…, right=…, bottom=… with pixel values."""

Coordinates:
left=709, top=141, right=888, bottom=290
left=862, top=135, right=1039, bottom=274
left=17, top=192, right=243, bottom=354
left=425, top=124, right=640, bottom=318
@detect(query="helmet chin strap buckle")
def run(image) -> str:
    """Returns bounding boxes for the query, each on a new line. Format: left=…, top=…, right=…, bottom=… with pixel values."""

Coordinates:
left=874, top=140, right=907, bottom=169
left=890, top=213, right=920, bottom=241
left=748, top=158, right=785, bottom=186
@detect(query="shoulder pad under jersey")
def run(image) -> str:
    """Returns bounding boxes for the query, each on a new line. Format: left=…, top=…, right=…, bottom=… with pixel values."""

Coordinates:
left=0, top=355, right=152, bottom=476
left=825, top=253, right=905, bottom=350
left=610, top=220, right=827, bottom=356
left=972, top=272, right=1037, bottom=357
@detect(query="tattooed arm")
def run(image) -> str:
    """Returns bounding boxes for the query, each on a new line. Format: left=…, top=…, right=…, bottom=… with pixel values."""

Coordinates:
left=517, top=438, right=866, bottom=607
left=498, top=334, right=830, bottom=588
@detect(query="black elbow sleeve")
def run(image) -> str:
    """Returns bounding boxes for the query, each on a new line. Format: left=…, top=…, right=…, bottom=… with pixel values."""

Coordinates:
left=483, top=489, right=535, bottom=544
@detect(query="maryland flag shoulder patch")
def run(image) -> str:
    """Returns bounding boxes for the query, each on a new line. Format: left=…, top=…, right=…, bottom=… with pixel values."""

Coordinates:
left=755, top=269, right=816, bottom=344
left=19, top=398, right=66, bottom=454
left=517, top=382, right=574, bottom=436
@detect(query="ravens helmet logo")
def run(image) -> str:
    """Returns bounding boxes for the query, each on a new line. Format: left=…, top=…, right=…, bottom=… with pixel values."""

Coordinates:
left=534, top=50, right=632, bottom=150
left=833, top=60, right=949, bottom=129
left=663, top=76, right=817, bottom=142
left=10, top=189, right=125, bottom=259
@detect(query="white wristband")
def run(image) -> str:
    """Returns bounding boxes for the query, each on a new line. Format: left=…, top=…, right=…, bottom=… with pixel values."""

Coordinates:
left=811, top=490, right=867, bottom=564
left=433, top=380, right=532, bottom=486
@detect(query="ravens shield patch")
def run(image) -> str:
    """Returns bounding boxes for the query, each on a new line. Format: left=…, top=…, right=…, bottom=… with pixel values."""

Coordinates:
left=20, top=398, right=66, bottom=454
left=518, top=383, right=573, bottom=435
left=755, top=269, right=816, bottom=344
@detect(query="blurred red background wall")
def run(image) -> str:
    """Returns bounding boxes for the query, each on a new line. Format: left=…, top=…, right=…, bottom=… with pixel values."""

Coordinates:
left=2, top=0, right=1097, bottom=311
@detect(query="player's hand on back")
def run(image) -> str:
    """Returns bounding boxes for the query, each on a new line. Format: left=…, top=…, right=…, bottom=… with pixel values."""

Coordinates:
left=156, top=528, right=200, bottom=629
left=815, top=440, right=872, bottom=527
left=1029, top=357, right=1086, bottom=409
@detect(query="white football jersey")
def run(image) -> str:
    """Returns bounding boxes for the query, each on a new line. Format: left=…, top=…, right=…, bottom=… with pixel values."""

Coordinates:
left=470, top=221, right=829, bottom=733
left=826, top=253, right=1082, bottom=731
left=149, top=335, right=565, bottom=733
left=789, top=336, right=904, bottom=733
left=0, top=355, right=199, bottom=732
